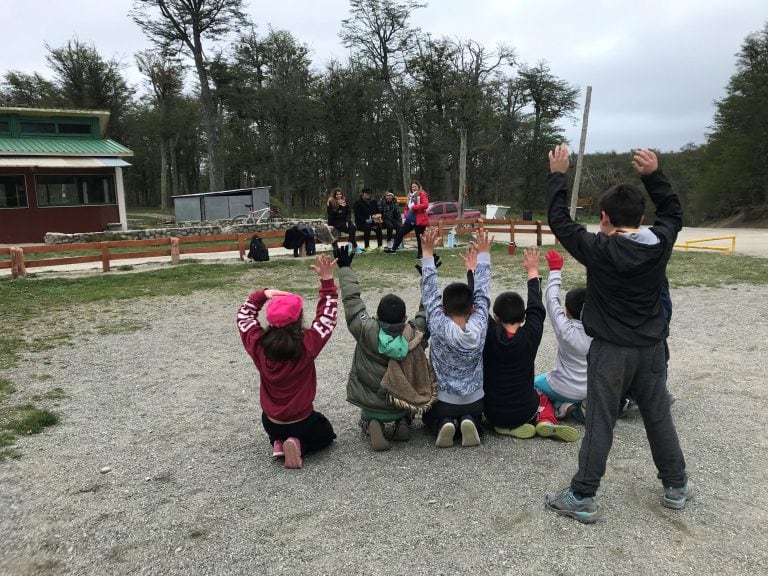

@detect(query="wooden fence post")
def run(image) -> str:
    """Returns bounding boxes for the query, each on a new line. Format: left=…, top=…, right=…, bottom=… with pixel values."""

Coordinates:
left=101, top=242, right=110, bottom=272
left=10, top=247, right=26, bottom=279
left=170, top=237, right=180, bottom=265
left=238, top=234, right=247, bottom=261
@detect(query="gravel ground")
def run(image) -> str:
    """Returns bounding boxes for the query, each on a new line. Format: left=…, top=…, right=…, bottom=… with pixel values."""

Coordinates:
left=1, top=275, right=767, bottom=575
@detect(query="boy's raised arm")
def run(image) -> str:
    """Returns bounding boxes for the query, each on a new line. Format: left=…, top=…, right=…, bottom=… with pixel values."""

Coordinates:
left=633, top=148, right=683, bottom=244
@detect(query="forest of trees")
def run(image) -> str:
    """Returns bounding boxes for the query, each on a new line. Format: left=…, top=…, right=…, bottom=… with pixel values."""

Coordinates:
left=1, top=0, right=766, bottom=226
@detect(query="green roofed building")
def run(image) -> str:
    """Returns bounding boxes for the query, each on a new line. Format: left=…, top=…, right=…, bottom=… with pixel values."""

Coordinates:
left=0, top=107, right=133, bottom=243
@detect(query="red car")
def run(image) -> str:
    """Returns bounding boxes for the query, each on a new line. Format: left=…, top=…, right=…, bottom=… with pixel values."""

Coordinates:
left=425, top=201, right=481, bottom=224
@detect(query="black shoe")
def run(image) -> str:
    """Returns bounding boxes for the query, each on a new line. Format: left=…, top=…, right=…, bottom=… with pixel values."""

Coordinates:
left=383, top=247, right=396, bottom=254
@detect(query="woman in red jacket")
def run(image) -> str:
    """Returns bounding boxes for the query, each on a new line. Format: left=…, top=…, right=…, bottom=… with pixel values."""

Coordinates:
left=384, top=180, right=429, bottom=258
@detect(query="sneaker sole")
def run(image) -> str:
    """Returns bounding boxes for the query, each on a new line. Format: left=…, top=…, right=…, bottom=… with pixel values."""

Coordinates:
left=283, top=439, right=303, bottom=469
left=495, top=423, right=536, bottom=439
left=435, top=422, right=456, bottom=448
left=662, top=496, right=687, bottom=510
left=536, top=423, right=579, bottom=442
left=460, top=419, right=481, bottom=447
left=544, top=501, right=600, bottom=524
left=368, top=420, right=391, bottom=451
left=662, top=487, right=690, bottom=510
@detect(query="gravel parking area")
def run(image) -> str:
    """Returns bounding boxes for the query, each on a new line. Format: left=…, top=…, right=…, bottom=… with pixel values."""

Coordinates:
left=1, top=277, right=767, bottom=575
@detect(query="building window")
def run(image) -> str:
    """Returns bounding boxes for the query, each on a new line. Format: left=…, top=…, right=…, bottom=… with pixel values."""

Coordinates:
left=0, top=175, right=28, bottom=208
left=35, top=174, right=116, bottom=207
left=20, top=121, right=56, bottom=134
left=58, top=123, right=93, bottom=135
left=0, top=120, right=10, bottom=134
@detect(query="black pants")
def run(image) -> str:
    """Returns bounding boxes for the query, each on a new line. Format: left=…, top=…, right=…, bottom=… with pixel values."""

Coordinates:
left=331, top=222, right=357, bottom=247
left=421, top=398, right=484, bottom=435
left=392, top=222, right=426, bottom=257
left=359, top=223, right=383, bottom=248
left=383, top=223, right=401, bottom=243
left=571, top=339, right=687, bottom=496
left=261, top=411, right=336, bottom=455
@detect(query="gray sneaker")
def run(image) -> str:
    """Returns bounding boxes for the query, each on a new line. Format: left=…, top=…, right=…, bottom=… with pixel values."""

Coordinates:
left=544, top=488, right=600, bottom=524
left=662, top=483, right=690, bottom=510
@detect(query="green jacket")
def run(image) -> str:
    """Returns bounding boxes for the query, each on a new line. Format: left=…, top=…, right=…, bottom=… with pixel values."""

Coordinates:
left=339, top=267, right=428, bottom=412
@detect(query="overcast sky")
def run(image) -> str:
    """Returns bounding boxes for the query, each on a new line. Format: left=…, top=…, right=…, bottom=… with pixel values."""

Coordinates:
left=2, top=0, right=766, bottom=153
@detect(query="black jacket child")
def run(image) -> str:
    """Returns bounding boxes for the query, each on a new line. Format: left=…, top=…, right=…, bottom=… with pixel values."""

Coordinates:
left=482, top=277, right=546, bottom=428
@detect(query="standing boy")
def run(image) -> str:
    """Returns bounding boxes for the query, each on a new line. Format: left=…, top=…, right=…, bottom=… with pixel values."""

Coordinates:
left=544, top=145, right=688, bottom=523
left=420, top=226, right=491, bottom=448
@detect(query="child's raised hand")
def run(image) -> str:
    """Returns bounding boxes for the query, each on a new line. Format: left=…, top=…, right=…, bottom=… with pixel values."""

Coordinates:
left=471, top=224, right=493, bottom=254
left=545, top=249, right=564, bottom=271
left=549, top=143, right=570, bottom=173
left=460, top=244, right=478, bottom=272
left=310, top=253, right=337, bottom=280
left=264, top=288, right=291, bottom=299
left=631, top=148, right=659, bottom=175
left=421, top=227, right=441, bottom=257
left=523, top=247, right=540, bottom=279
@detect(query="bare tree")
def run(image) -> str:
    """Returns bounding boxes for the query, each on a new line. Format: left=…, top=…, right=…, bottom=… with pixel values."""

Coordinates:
left=131, top=0, right=247, bottom=191
left=341, top=0, right=425, bottom=195
left=136, top=50, right=185, bottom=207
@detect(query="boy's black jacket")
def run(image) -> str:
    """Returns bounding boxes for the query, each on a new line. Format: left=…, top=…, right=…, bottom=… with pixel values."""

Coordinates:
left=546, top=170, right=682, bottom=346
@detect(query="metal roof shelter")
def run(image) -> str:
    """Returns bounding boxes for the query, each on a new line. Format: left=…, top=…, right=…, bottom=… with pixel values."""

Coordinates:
left=0, top=107, right=133, bottom=243
left=172, top=187, right=271, bottom=222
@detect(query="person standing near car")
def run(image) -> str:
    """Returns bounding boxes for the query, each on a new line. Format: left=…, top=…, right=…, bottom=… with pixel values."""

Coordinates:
left=384, top=180, right=429, bottom=258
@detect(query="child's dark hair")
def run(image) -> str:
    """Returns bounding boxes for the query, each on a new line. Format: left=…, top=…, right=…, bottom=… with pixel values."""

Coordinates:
left=443, top=282, right=473, bottom=316
left=493, top=291, right=525, bottom=324
left=565, top=287, right=586, bottom=320
left=261, top=312, right=304, bottom=362
left=599, top=184, right=645, bottom=227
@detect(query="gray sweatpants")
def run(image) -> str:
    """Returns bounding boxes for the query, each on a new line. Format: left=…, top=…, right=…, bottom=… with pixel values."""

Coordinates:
left=571, top=339, right=687, bottom=496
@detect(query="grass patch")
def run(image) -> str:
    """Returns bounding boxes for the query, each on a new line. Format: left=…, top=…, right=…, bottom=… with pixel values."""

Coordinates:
left=0, top=431, right=20, bottom=461
left=0, top=262, right=246, bottom=369
left=2, top=404, right=59, bottom=435
left=0, top=379, right=15, bottom=396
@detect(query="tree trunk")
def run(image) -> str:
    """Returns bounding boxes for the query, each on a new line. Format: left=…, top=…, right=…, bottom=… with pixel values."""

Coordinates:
left=393, top=106, right=411, bottom=193
left=159, top=137, right=169, bottom=209
left=191, top=38, right=223, bottom=192
left=169, top=135, right=179, bottom=196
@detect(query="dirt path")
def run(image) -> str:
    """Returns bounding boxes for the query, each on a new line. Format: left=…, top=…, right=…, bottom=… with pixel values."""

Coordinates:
left=0, top=278, right=767, bottom=575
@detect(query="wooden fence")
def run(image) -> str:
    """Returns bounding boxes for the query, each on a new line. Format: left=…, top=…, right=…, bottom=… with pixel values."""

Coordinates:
left=0, top=219, right=555, bottom=279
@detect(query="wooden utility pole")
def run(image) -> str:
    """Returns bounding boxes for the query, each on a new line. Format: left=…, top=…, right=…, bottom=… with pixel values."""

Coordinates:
left=570, top=86, right=592, bottom=220
left=458, top=128, right=467, bottom=219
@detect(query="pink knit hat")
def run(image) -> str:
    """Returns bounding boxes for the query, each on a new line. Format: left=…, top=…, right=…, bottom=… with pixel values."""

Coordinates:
left=266, top=293, right=304, bottom=328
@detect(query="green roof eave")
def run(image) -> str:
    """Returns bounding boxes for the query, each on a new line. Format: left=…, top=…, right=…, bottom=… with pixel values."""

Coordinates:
left=0, top=106, right=110, bottom=135
left=0, top=137, right=133, bottom=157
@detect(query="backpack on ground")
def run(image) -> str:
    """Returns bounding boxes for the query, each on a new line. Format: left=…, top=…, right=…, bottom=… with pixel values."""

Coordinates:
left=282, top=226, right=306, bottom=257
left=299, top=226, right=316, bottom=256
left=247, top=234, right=269, bottom=262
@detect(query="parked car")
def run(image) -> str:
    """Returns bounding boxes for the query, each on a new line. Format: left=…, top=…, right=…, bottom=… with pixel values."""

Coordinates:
left=425, top=201, right=481, bottom=224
